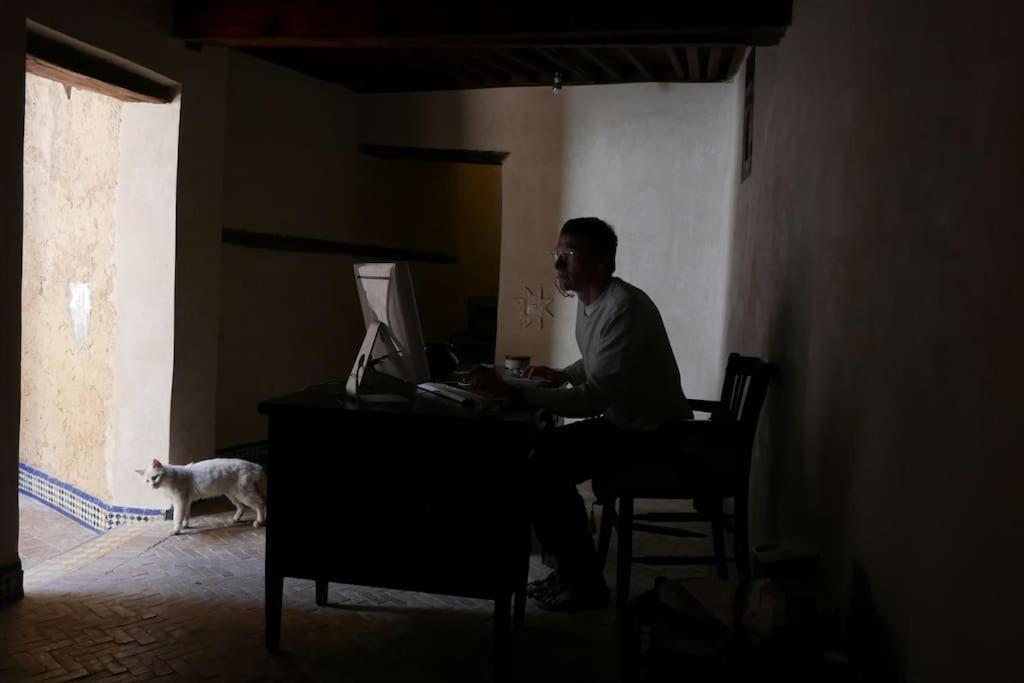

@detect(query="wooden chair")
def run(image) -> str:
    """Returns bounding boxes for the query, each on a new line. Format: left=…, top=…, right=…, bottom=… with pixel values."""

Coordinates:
left=592, top=353, right=773, bottom=616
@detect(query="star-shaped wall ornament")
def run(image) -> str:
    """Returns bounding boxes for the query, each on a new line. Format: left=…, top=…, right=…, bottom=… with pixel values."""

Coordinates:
left=513, top=286, right=555, bottom=329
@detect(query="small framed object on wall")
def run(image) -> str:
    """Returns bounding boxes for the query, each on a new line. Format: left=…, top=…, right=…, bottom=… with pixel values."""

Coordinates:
left=742, top=48, right=756, bottom=181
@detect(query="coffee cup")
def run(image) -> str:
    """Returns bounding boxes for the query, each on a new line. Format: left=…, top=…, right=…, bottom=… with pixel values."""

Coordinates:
left=504, top=355, right=531, bottom=378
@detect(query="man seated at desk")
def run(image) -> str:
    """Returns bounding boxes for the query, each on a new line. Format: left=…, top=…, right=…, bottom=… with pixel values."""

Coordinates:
left=471, top=217, right=692, bottom=611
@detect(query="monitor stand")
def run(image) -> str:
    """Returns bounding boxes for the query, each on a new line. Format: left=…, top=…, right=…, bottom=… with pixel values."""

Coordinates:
left=346, top=321, right=414, bottom=402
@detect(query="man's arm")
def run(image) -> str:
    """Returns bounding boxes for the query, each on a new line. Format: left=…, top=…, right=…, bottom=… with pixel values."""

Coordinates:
left=524, top=359, right=584, bottom=386
left=562, top=358, right=586, bottom=386
left=521, top=307, right=632, bottom=417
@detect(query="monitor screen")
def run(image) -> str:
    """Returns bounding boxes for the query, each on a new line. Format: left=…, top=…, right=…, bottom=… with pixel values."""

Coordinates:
left=351, top=262, right=430, bottom=386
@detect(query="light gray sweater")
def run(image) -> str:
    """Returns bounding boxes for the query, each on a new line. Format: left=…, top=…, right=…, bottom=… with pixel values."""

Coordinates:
left=522, top=277, right=692, bottom=430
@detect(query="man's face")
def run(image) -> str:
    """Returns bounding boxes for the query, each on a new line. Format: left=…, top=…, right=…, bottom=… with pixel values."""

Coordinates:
left=553, top=234, right=598, bottom=293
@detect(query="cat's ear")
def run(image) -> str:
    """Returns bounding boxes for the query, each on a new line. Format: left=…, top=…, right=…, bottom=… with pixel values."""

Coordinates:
left=134, top=469, right=145, bottom=476
left=151, top=458, right=163, bottom=469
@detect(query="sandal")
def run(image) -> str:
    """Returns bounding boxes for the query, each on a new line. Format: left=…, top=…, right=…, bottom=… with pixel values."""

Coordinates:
left=533, top=579, right=610, bottom=613
left=526, top=572, right=563, bottom=599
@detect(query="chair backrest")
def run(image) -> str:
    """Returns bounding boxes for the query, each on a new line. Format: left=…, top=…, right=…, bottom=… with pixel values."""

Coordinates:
left=711, top=353, right=773, bottom=447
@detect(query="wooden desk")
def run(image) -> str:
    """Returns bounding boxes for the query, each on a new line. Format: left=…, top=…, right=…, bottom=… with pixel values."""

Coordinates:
left=258, top=385, right=542, bottom=653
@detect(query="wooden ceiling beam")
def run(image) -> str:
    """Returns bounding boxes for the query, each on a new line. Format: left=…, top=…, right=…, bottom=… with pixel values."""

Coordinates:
left=534, top=47, right=593, bottom=81
left=685, top=46, right=701, bottom=81
left=404, top=49, right=486, bottom=88
left=494, top=49, right=551, bottom=79
left=579, top=47, right=621, bottom=81
left=618, top=47, right=651, bottom=80
left=484, top=50, right=541, bottom=81
left=175, top=1, right=792, bottom=48
left=707, top=46, right=723, bottom=81
left=431, top=51, right=494, bottom=86
left=461, top=49, right=527, bottom=83
left=665, top=47, right=685, bottom=80
left=723, top=45, right=749, bottom=80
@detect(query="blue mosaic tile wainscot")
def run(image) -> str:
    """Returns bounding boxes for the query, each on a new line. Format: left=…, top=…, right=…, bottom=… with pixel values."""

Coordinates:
left=18, top=463, right=167, bottom=533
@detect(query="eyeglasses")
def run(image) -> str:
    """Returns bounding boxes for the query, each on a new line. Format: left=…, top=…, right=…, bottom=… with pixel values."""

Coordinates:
left=550, top=249, right=577, bottom=263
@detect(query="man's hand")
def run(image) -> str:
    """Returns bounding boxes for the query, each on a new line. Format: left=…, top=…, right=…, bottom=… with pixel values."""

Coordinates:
left=523, top=365, right=569, bottom=386
left=469, top=366, right=522, bottom=403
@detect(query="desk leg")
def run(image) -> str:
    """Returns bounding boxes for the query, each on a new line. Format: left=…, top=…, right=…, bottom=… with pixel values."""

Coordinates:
left=513, top=585, right=526, bottom=628
left=513, top=515, right=530, bottom=629
left=266, top=571, right=283, bottom=651
left=493, top=592, right=511, bottom=667
left=315, top=579, right=328, bottom=606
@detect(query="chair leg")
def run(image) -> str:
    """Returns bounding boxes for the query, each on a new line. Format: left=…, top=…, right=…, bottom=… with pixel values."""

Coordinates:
left=711, top=505, right=728, bottom=580
left=596, top=501, right=616, bottom=570
left=735, top=494, right=751, bottom=582
left=616, top=497, right=633, bottom=618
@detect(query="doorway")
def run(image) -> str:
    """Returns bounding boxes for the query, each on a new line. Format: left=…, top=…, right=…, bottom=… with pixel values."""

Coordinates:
left=355, top=146, right=505, bottom=366
left=18, top=29, right=180, bottom=564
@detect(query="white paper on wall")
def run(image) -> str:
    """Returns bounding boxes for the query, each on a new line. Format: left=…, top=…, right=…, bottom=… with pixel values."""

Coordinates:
left=68, top=281, right=92, bottom=349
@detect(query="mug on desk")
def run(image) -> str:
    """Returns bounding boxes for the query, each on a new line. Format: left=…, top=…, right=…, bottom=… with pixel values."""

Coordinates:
left=504, top=355, right=531, bottom=378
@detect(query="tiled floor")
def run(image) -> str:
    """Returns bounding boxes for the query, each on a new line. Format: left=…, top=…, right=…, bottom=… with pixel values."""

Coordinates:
left=2, top=488, right=723, bottom=681
left=18, top=493, right=97, bottom=571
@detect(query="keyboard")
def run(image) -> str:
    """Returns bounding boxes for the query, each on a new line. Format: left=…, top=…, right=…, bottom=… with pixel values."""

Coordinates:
left=417, top=382, right=495, bottom=407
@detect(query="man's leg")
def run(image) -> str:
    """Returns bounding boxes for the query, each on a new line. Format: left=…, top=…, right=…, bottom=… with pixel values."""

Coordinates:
left=527, top=418, right=621, bottom=608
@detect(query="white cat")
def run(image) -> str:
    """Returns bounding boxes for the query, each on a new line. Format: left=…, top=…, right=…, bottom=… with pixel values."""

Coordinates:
left=136, top=458, right=266, bottom=535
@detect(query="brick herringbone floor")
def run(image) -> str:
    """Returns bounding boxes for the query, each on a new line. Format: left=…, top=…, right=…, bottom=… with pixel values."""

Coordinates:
left=18, top=493, right=97, bottom=571
left=2, top=489, right=719, bottom=681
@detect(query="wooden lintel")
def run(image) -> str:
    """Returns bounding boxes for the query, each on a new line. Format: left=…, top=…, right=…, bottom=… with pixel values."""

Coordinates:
left=26, top=30, right=177, bottom=103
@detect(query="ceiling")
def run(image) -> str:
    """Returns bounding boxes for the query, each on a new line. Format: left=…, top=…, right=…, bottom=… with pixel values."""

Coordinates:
left=175, top=2, right=792, bottom=93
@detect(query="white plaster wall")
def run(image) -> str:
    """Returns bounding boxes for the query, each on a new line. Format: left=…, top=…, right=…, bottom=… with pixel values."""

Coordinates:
left=357, top=82, right=742, bottom=399
left=109, top=99, right=179, bottom=507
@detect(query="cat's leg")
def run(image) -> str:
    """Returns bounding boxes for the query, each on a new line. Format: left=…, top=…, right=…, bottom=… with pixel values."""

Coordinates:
left=171, top=498, right=184, bottom=535
left=237, top=488, right=265, bottom=528
left=226, top=494, right=246, bottom=523
left=182, top=501, right=191, bottom=529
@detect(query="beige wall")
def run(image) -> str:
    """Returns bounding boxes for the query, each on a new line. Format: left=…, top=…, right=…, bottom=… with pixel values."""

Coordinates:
left=357, top=82, right=742, bottom=400
left=215, top=51, right=361, bottom=448
left=216, top=247, right=363, bottom=447
left=356, top=158, right=502, bottom=345
left=21, top=74, right=121, bottom=501
left=223, top=51, right=356, bottom=240
left=728, top=1, right=1023, bottom=680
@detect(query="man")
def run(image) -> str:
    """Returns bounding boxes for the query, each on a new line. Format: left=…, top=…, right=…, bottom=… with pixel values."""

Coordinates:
left=472, top=217, right=692, bottom=611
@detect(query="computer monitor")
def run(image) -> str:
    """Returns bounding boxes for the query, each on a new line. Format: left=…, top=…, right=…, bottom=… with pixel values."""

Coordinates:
left=346, top=262, right=430, bottom=398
